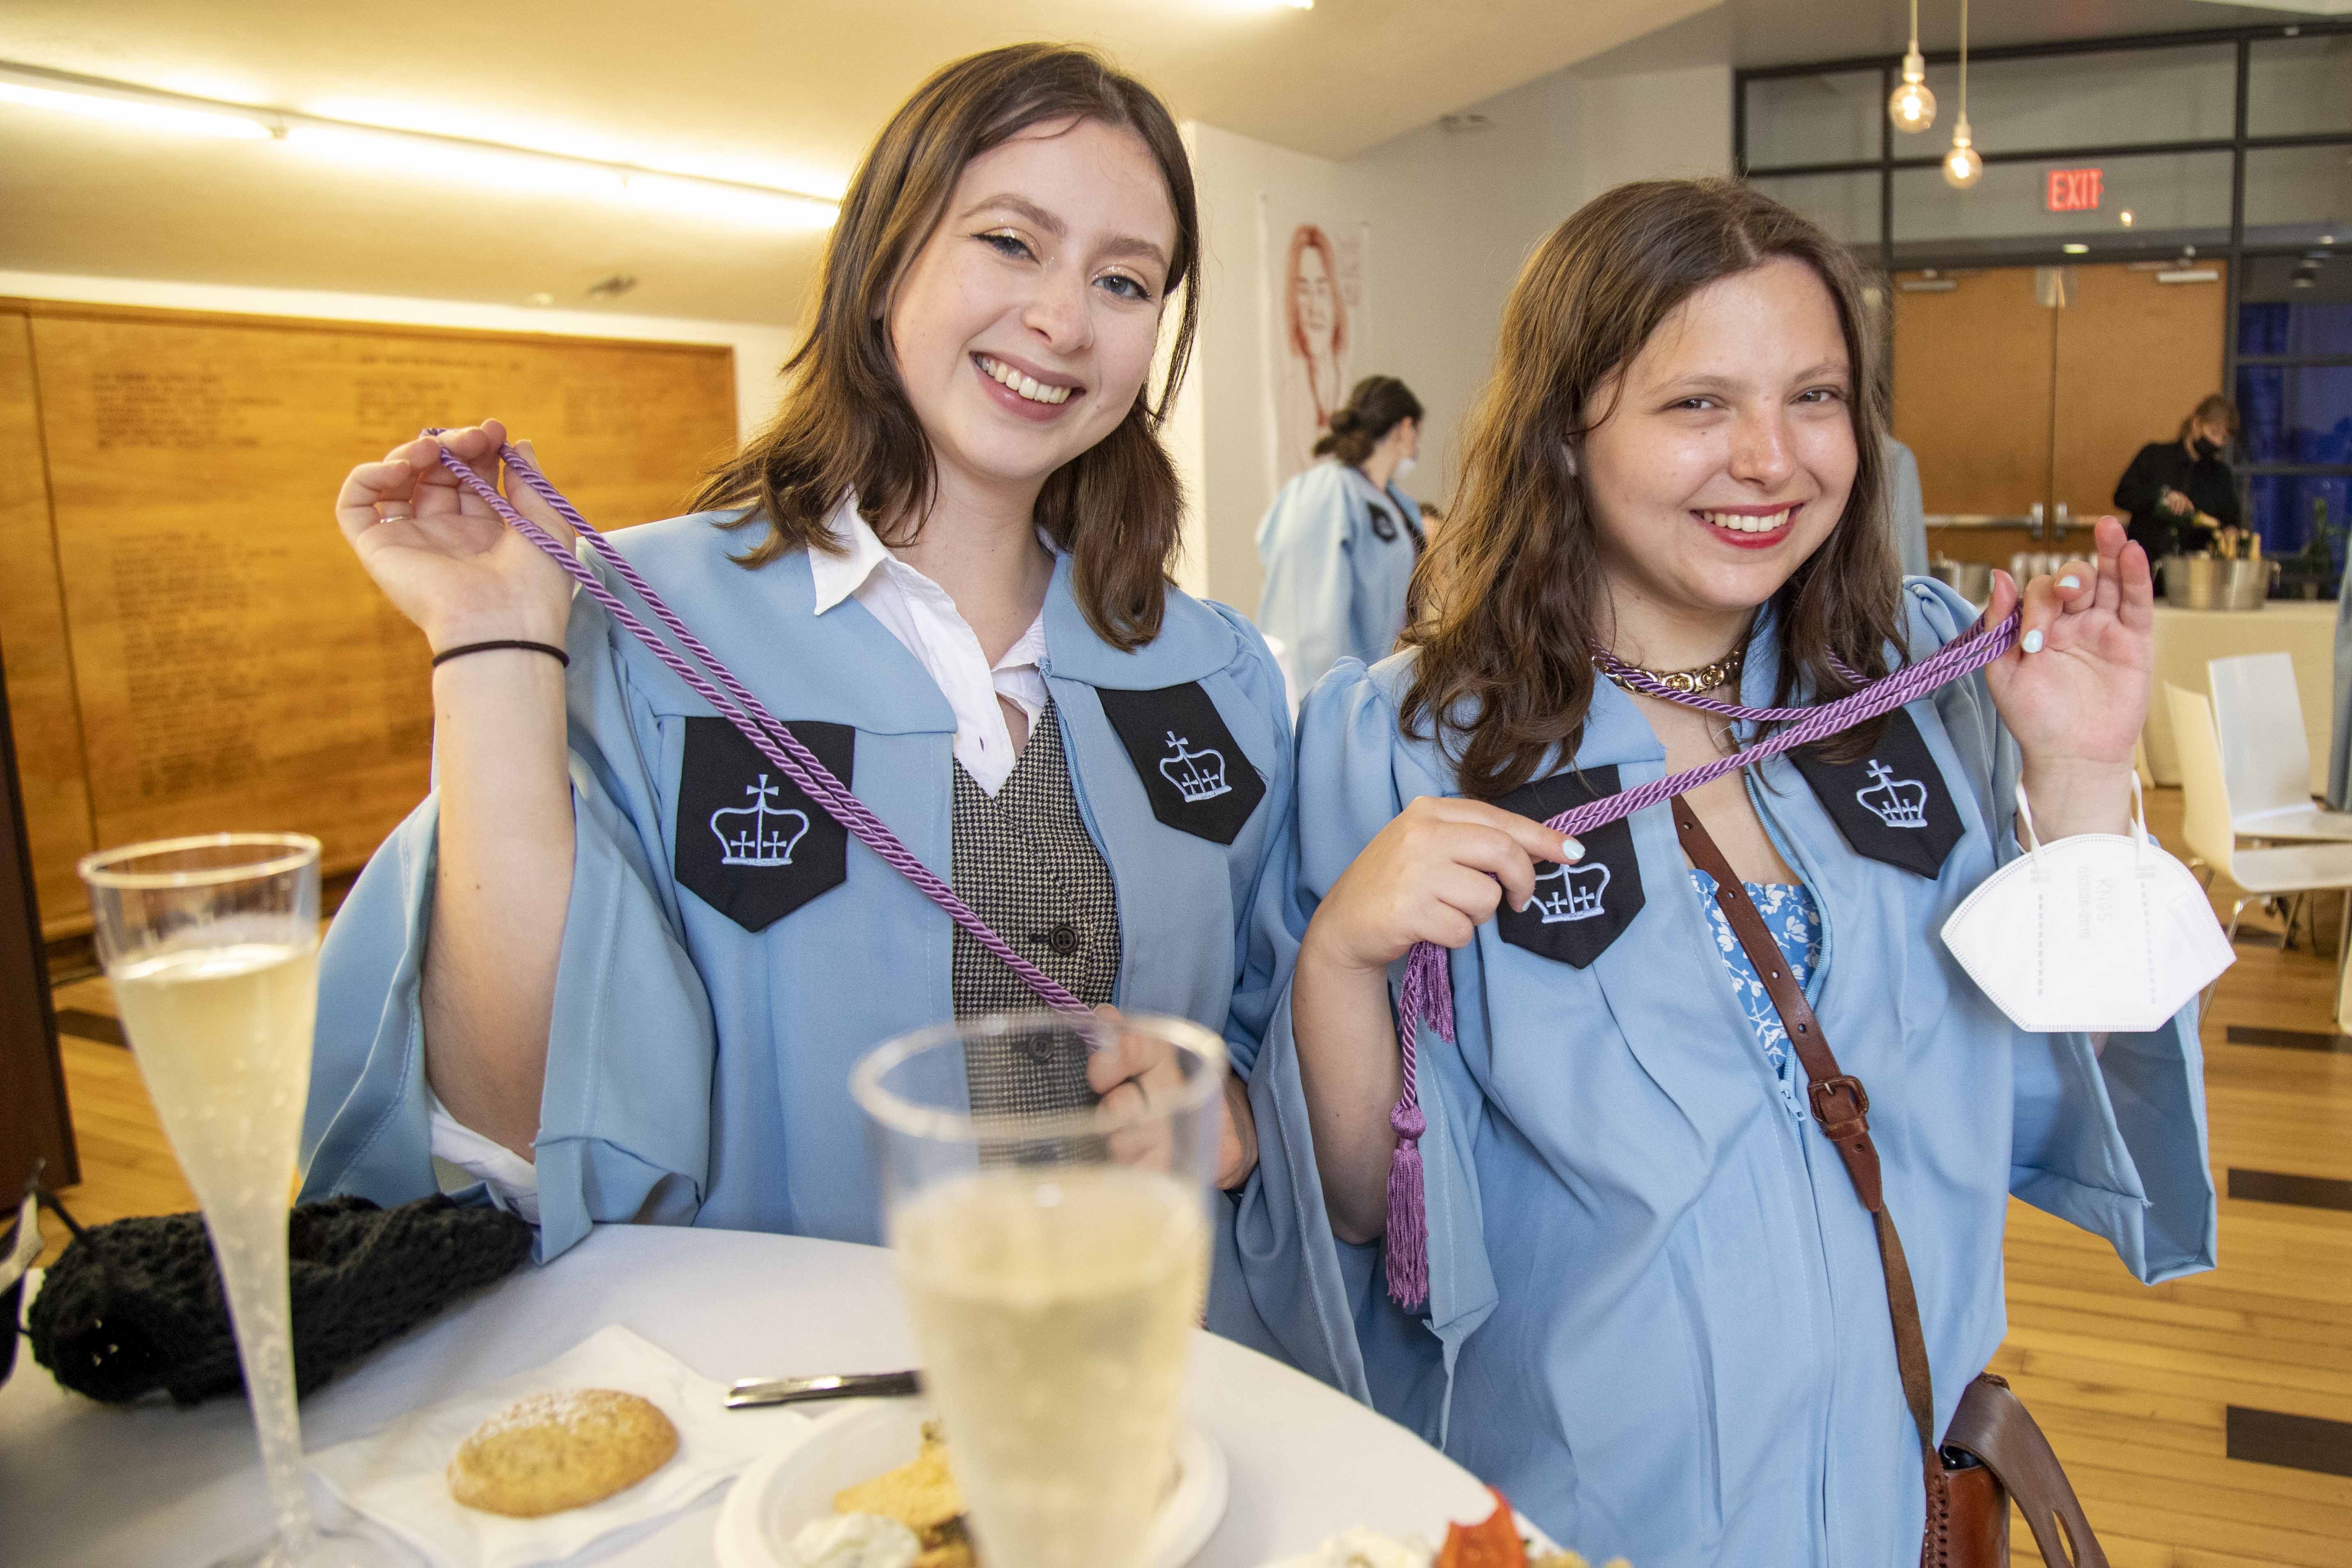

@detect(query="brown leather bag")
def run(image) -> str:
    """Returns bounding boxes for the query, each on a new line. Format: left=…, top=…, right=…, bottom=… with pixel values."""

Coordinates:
left=1671, top=798, right=2106, bottom=1568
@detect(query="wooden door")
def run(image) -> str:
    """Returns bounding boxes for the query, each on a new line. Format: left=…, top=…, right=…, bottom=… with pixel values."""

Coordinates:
left=0, top=640, right=76, bottom=1189
left=0, top=313, right=98, bottom=941
left=1892, top=268, right=2056, bottom=519
left=2050, top=261, right=2228, bottom=530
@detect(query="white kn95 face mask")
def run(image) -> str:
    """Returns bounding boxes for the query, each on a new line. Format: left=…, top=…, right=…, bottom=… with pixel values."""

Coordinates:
left=1941, top=776, right=2233, bottom=1034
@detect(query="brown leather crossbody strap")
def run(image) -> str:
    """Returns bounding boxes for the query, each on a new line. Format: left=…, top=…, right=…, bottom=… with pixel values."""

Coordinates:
left=1948, top=1375, right=2106, bottom=1568
left=1671, top=796, right=1938, bottom=1456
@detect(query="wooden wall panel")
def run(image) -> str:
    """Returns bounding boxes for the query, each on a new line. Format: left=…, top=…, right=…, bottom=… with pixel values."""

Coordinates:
left=0, top=312, right=98, bottom=936
left=2050, top=262, right=2228, bottom=524
left=8, top=302, right=734, bottom=929
left=1892, top=269, right=2057, bottom=518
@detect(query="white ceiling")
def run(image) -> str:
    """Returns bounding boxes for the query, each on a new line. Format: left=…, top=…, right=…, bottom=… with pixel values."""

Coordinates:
left=0, top=0, right=1703, bottom=326
left=0, top=1, right=2320, bottom=326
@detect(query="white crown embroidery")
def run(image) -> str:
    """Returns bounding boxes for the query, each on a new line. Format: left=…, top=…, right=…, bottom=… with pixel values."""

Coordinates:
left=1855, top=761, right=1930, bottom=831
left=710, top=775, right=811, bottom=867
left=1158, top=730, right=1232, bottom=805
left=1530, top=859, right=1611, bottom=924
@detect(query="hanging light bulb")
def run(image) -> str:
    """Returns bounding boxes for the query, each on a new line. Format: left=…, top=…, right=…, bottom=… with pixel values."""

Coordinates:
left=1943, top=0, right=1981, bottom=188
left=1944, top=116, right=1982, bottom=188
left=1888, top=0, right=1936, bottom=132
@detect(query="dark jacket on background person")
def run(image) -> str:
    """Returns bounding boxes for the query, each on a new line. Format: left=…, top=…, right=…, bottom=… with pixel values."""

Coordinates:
left=2114, top=439, right=2241, bottom=558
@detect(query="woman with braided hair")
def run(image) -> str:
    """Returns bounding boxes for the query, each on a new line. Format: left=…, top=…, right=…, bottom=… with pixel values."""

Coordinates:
left=1256, top=373, right=1427, bottom=706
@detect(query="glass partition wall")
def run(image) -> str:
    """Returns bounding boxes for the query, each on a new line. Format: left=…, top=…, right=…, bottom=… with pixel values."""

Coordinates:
left=1739, top=22, right=2352, bottom=565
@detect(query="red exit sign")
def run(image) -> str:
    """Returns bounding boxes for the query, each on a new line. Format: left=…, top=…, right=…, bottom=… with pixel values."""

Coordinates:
left=2047, top=167, right=2104, bottom=212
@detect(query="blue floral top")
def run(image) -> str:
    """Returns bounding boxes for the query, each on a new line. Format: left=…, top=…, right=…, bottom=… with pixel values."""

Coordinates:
left=1687, top=869, right=1824, bottom=1120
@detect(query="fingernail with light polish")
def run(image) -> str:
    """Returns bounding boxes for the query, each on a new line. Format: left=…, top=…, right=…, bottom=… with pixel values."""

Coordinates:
left=2022, top=629, right=2045, bottom=654
left=2059, top=576, right=2080, bottom=591
left=1563, top=837, right=1584, bottom=862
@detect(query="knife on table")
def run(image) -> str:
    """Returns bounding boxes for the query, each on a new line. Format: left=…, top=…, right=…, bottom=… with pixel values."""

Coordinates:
left=725, top=1371, right=923, bottom=1408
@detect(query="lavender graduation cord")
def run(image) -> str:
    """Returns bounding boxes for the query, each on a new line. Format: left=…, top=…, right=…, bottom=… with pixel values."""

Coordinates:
left=1379, top=606, right=2022, bottom=1310
left=424, top=435, right=1086, bottom=1016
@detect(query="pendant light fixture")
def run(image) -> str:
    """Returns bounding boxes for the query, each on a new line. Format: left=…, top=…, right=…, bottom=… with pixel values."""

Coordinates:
left=1888, top=0, right=1936, bottom=133
left=1943, top=0, right=1983, bottom=188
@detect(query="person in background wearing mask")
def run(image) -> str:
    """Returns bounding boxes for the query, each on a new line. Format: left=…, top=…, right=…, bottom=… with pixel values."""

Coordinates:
left=1255, top=374, right=1424, bottom=709
left=2115, top=394, right=2242, bottom=560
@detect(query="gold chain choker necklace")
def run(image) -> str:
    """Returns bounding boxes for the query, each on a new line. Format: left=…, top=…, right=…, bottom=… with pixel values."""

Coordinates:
left=1600, top=644, right=1745, bottom=696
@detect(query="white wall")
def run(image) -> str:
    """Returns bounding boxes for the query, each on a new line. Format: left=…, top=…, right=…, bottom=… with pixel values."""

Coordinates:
left=1177, top=39, right=1734, bottom=611
left=0, top=270, right=796, bottom=442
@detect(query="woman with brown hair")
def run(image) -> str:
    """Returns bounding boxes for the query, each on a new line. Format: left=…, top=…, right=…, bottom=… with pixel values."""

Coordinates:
left=1249, top=180, right=2214, bottom=1560
left=1255, top=373, right=1426, bottom=705
left=302, top=44, right=1312, bottom=1358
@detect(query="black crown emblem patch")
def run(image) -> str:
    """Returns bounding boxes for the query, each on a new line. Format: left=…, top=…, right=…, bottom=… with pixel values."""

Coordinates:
left=1495, top=765, right=1644, bottom=968
left=1791, top=709, right=1962, bottom=880
left=1098, top=682, right=1265, bottom=846
left=674, top=718, right=855, bottom=932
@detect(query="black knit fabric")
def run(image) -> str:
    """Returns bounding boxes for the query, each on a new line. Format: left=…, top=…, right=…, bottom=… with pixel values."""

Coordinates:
left=27, top=1194, right=531, bottom=1406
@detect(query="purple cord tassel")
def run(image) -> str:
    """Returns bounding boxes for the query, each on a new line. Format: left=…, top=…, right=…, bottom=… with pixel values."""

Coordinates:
left=1383, top=938, right=1452, bottom=1310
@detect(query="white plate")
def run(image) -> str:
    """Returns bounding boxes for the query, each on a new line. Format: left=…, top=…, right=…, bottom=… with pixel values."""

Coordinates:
left=715, top=1401, right=1226, bottom=1568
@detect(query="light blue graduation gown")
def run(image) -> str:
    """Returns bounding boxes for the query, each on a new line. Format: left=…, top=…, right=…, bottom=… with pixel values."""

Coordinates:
left=1246, top=578, right=2217, bottom=1565
left=298, top=511, right=1333, bottom=1363
left=1887, top=437, right=1930, bottom=580
left=1255, top=459, right=1422, bottom=701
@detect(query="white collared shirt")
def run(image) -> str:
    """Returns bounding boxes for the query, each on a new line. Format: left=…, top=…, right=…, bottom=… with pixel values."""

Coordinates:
left=805, top=494, right=1051, bottom=798
left=430, top=494, right=1054, bottom=1207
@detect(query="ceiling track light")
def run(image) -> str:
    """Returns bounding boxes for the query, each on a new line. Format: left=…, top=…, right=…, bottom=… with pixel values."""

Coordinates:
left=1888, top=0, right=1937, bottom=133
left=1943, top=0, right=1983, bottom=189
left=0, top=59, right=840, bottom=229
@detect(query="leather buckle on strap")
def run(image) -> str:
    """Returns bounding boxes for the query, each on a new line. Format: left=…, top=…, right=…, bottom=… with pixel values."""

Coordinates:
left=1809, top=1074, right=1871, bottom=1140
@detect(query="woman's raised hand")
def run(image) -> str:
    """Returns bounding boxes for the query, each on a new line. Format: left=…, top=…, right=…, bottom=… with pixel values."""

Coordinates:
left=333, top=421, right=578, bottom=653
left=1982, top=514, right=2153, bottom=839
left=1302, top=796, right=1577, bottom=973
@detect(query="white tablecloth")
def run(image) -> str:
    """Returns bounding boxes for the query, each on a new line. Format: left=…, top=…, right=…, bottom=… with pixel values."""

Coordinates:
left=0, top=1226, right=1493, bottom=1567
left=2141, top=600, right=2337, bottom=793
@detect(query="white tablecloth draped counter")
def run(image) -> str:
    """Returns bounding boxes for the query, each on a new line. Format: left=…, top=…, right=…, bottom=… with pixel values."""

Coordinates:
left=0, top=1225, right=1495, bottom=1567
left=2141, top=599, right=2337, bottom=793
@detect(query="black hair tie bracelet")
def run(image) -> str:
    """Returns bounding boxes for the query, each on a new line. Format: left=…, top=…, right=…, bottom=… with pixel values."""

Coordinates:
left=430, top=639, right=569, bottom=669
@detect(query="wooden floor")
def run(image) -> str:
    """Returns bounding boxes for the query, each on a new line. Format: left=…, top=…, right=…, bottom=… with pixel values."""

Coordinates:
left=30, top=789, right=2352, bottom=1563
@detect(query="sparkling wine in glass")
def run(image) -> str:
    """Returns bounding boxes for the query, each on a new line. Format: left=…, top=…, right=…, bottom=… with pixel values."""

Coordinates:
left=851, top=1010, right=1225, bottom=1568
left=80, top=834, right=395, bottom=1568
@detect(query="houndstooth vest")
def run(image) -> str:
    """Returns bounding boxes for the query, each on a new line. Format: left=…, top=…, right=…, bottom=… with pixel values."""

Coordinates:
left=950, top=697, right=1122, bottom=1116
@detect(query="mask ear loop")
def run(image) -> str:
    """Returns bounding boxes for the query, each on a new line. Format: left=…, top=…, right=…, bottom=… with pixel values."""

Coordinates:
left=2014, top=781, right=2048, bottom=876
left=2127, top=768, right=2152, bottom=875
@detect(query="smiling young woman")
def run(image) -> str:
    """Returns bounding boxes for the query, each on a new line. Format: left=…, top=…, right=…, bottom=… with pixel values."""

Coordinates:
left=1248, top=179, right=2212, bottom=1565
left=304, top=45, right=1314, bottom=1362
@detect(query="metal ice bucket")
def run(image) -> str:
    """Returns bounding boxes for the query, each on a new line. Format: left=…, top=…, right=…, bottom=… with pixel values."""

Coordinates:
left=1929, top=558, right=1993, bottom=609
left=2159, top=555, right=2277, bottom=610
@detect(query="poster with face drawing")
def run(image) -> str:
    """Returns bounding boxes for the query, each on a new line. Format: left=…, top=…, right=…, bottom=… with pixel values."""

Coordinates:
left=1258, top=196, right=1368, bottom=493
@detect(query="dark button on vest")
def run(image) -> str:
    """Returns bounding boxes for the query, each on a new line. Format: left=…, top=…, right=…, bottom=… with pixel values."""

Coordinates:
left=949, top=699, right=1122, bottom=1117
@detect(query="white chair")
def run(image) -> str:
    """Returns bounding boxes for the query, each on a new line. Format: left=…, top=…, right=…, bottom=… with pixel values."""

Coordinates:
left=2206, top=652, right=2352, bottom=841
left=2167, top=684, right=2352, bottom=993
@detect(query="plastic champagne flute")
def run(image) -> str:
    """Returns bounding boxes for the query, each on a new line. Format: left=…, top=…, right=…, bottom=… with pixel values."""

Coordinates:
left=851, top=1011, right=1226, bottom=1568
left=79, top=835, right=395, bottom=1567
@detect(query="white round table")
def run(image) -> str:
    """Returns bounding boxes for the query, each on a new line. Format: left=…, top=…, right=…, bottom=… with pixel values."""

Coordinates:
left=1, top=1225, right=1493, bottom=1566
